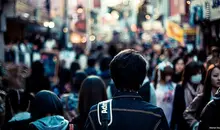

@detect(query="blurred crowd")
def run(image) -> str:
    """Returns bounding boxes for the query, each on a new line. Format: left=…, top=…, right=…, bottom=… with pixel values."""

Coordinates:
left=0, top=35, right=220, bottom=130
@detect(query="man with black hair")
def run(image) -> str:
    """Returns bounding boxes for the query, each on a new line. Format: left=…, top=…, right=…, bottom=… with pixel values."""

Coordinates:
left=85, top=57, right=97, bottom=76
left=207, top=46, right=220, bottom=68
left=85, top=49, right=170, bottom=130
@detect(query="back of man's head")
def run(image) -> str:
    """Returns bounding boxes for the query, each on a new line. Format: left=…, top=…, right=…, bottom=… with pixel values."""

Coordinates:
left=110, top=49, right=147, bottom=91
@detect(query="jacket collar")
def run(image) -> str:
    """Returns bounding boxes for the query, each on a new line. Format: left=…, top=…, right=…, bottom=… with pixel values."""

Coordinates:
left=214, top=89, right=220, bottom=101
left=113, top=91, right=143, bottom=100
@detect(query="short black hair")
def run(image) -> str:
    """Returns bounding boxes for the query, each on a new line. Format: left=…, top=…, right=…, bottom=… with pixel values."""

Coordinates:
left=100, top=56, right=111, bottom=72
left=87, top=57, right=96, bottom=67
left=110, top=49, right=147, bottom=91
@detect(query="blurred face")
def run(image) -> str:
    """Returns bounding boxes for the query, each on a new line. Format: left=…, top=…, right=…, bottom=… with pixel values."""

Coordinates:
left=175, top=59, right=184, bottom=73
left=213, top=51, right=219, bottom=57
left=190, top=71, right=202, bottom=85
left=211, top=68, right=220, bottom=88
left=165, top=75, right=172, bottom=83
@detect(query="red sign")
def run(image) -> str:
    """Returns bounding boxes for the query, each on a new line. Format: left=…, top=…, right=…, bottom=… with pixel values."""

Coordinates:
left=94, top=0, right=101, bottom=8
left=75, top=20, right=86, bottom=32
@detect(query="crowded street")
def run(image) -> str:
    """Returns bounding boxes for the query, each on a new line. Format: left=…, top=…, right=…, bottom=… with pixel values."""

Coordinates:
left=0, top=0, right=220, bottom=130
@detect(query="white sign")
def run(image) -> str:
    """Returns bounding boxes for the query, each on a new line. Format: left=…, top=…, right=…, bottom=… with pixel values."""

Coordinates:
left=204, top=0, right=220, bottom=21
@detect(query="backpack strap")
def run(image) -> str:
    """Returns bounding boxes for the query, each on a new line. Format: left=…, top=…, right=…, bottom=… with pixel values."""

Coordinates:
left=97, top=99, right=113, bottom=129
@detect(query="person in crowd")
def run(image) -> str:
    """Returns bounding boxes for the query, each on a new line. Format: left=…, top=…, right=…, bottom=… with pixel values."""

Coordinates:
left=25, top=61, right=50, bottom=95
left=154, top=61, right=176, bottom=126
left=84, top=57, right=97, bottom=76
left=61, top=71, right=87, bottom=121
left=29, top=90, right=70, bottom=130
left=108, top=44, right=118, bottom=59
left=171, top=62, right=203, bottom=130
left=3, top=89, right=34, bottom=130
left=4, top=64, right=23, bottom=90
left=160, top=48, right=173, bottom=62
left=197, top=50, right=207, bottom=69
left=0, top=90, right=6, bottom=128
left=198, top=87, right=220, bottom=130
left=85, top=49, right=169, bottom=130
left=138, top=60, right=157, bottom=105
left=0, top=62, right=6, bottom=127
left=98, top=56, right=112, bottom=86
left=106, top=79, right=117, bottom=99
left=73, top=76, right=107, bottom=130
left=58, top=67, right=71, bottom=94
left=75, top=47, right=87, bottom=70
left=207, top=46, right=220, bottom=69
left=183, top=64, right=220, bottom=130
left=172, top=57, right=185, bottom=84
left=184, top=52, right=195, bottom=65
left=70, top=62, right=81, bottom=78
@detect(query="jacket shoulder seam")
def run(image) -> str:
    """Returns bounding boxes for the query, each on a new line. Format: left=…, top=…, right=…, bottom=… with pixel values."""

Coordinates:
left=88, top=108, right=161, bottom=118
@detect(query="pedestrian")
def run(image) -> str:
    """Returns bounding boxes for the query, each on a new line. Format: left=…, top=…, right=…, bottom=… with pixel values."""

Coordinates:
left=171, top=62, right=203, bottom=130
left=207, top=46, right=220, bottom=69
left=29, top=90, right=71, bottom=130
left=172, top=57, right=185, bottom=84
left=198, top=87, right=220, bottom=130
left=70, top=62, right=81, bottom=78
left=85, top=49, right=169, bottom=130
left=73, top=76, right=107, bottom=130
left=183, top=64, right=220, bottom=130
left=84, top=57, right=97, bottom=76
left=3, top=89, right=34, bottom=130
left=25, top=61, right=50, bottom=95
left=155, top=61, right=176, bottom=126
left=61, top=71, right=87, bottom=121
left=98, top=56, right=112, bottom=86
left=138, top=60, right=157, bottom=105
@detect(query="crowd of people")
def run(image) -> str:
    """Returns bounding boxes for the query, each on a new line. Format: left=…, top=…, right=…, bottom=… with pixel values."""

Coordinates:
left=0, top=36, right=220, bottom=130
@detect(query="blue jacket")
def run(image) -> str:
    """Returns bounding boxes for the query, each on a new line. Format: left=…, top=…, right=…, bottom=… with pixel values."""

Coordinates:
left=85, top=91, right=170, bottom=130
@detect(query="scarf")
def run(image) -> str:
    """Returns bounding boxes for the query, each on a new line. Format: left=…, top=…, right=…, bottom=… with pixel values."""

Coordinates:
left=184, top=83, right=203, bottom=107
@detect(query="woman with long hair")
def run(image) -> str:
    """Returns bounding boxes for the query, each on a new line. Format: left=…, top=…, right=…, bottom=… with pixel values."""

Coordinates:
left=183, top=64, right=220, bottom=130
left=73, top=76, right=107, bottom=130
left=60, top=71, right=87, bottom=121
left=171, top=61, right=204, bottom=130
left=172, top=57, right=185, bottom=84
left=155, top=61, right=177, bottom=126
left=25, top=61, right=50, bottom=94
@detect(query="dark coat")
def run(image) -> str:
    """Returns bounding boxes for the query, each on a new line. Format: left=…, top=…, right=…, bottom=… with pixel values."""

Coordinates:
left=170, top=85, right=190, bottom=130
left=85, top=91, right=170, bottom=130
left=198, top=90, right=220, bottom=130
left=25, top=76, right=50, bottom=94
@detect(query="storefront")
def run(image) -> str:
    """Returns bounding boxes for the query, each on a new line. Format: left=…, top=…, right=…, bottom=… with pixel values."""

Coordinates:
left=190, top=0, right=220, bottom=52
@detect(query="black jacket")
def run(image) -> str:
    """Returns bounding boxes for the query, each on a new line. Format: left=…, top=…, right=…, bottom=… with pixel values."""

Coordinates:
left=170, top=85, right=190, bottom=130
left=198, top=89, right=220, bottom=130
left=85, top=91, right=170, bottom=130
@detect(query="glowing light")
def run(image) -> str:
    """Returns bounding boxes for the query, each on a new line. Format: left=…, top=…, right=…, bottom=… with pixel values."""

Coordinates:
left=77, top=8, right=84, bottom=13
left=81, top=37, right=87, bottom=43
left=44, top=21, right=49, bottom=27
left=23, top=13, right=29, bottom=18
left=49, top=22, right=55, bottom=28
left=145, top=15, right=151, bottom=20
left=186, top=1, right=191, bottom=5
left=111, top=11, right=120, bottom=20
left=70, top=33, right=81, bottom=43
left=89, top=35, right=96, bottom=41
left=63, top=27, right=68, bottom=33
